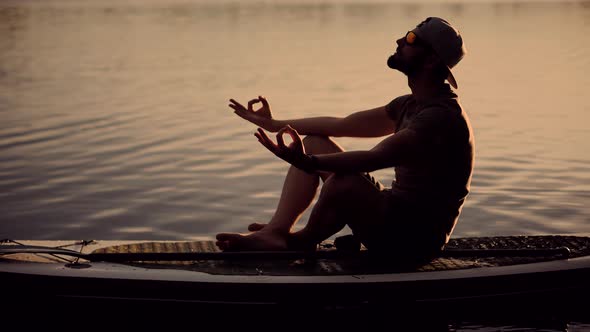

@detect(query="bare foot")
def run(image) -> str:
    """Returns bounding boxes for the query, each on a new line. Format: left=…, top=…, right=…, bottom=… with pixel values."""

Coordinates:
left=215, top=228, right=288, bottom=252
left=247, top=222, right=267, bottom=232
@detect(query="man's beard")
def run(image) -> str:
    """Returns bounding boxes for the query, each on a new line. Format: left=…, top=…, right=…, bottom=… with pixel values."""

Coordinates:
left=387, top=53, right=420, bottom=76
left=387, top=54, right=400, bottom=70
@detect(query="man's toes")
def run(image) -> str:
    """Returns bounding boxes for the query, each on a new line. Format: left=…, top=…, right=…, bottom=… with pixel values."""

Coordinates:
left=215, top=233, right=246, bottom=251
left=216, top=233, right=240, bottom=241
left=215, top=240, right=228, bottom=251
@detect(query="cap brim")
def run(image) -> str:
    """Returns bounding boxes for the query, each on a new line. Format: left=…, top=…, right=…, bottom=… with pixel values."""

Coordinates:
left=447, top=67, right=458, bottom=89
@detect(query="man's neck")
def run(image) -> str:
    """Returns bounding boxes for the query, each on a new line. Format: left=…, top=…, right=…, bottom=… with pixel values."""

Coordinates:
left=408, top=74, right=448, bottom=104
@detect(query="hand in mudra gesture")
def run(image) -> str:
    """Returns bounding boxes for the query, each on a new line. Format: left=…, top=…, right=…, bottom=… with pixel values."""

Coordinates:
left=254, top=126, right=316, bottom=173
left=229, top=96, right=276, bottom=132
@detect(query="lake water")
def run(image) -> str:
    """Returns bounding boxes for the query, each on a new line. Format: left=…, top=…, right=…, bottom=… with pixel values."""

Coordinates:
left=1, top=0, right=589, bottom=329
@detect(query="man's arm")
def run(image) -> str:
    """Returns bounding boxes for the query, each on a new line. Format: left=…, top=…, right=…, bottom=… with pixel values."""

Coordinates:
left=230, top=96, right=400, bottom=138
left=276, top=106, right=397, bottom=138
left=310, top=128, right=419, bottom=173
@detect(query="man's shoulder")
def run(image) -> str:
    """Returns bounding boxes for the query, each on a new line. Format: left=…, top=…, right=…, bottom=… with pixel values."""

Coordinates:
left=411, top=97, right=472, bottom=138
left=385, top=94, right=414, bottom=114
left=391, top=94, right=414, bottom=105
left=418, top=93, right=463, bottom=117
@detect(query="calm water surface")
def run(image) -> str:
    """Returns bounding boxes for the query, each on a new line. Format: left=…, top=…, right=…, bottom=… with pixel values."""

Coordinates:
left=1, top=0, right=588, bottom=239
left=1, top=0, right=589, bottom=330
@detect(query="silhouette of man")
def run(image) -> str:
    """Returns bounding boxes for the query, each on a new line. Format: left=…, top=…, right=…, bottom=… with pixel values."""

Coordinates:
left=216, top=17, right=474, bottom=262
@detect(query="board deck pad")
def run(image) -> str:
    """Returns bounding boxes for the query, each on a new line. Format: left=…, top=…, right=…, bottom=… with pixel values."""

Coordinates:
left=88, top=235, right=590, bottom=276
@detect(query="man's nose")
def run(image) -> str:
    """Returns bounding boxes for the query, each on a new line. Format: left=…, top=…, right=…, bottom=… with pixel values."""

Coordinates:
left=396, top=37, right=404, bottom=47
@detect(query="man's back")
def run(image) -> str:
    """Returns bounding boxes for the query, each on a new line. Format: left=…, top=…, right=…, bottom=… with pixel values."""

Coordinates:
left=386, top=85, right=475, bottom=238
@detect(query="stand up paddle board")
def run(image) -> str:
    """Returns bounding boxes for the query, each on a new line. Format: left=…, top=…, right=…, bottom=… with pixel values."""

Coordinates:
left=1, top=235, right=589, bottom=312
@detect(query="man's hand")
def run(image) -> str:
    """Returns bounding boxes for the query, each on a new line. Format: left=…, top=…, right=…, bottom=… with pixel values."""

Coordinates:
left=254, top=126, right=317, bottom=173
left=229, top=96, right=277, bottom=132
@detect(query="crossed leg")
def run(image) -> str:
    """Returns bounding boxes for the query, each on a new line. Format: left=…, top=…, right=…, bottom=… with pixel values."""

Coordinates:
left=215, top=135, right=389, bottom=251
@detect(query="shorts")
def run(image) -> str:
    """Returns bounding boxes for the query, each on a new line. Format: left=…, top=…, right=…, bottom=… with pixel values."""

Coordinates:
left=358, top=173, right=447, bottom=262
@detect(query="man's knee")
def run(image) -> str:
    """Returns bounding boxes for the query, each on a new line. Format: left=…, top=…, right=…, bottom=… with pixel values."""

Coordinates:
left=321, top=173, right=366, bottom=201
left=302, top=135, right=343, bottom=154
left=302, top=135, right=329, bottom=145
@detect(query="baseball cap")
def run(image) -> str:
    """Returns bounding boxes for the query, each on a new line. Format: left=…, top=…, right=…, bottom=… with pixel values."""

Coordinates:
left=412, top=17, right=466, bottom=89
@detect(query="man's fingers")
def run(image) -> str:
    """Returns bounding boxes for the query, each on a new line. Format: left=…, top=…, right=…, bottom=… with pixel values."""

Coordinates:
left=229, top=103, right=243, bottom=113
left=229, top=99, right=248, bottom=116
left=229, top=99, right=246, bottom=110
left=254, top=132, right=267, bottom=148
left=257, top=128, right=273, bottom=144
left=276, top=126, right=294, bottom=151
left=259, top=95, right=270, bottom=109
left=289, top=130, right=304, bottom=149
left=276, top=130, right=286, bottom=148
left=247, top=98, right=261, bottom=112
left=281, top=125, right=303, bottom=149
left=257, top=128, right=278, bottom=152
left=255, top=132, right=272, bottom=152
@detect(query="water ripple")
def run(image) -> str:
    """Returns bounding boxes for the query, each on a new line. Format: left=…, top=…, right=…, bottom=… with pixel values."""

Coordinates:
left=1, top=0, right=589, bottom=241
